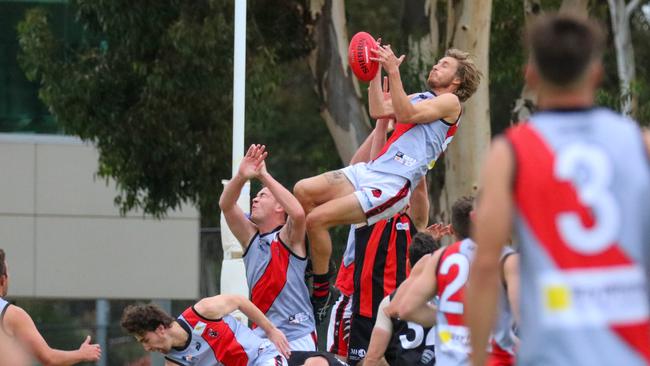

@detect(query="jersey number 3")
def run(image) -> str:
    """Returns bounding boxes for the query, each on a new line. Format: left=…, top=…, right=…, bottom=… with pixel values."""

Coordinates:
left=554, top=144, right=621, bottom=254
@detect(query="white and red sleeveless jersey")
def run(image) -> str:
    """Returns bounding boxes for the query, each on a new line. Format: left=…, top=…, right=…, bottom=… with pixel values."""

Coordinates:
left=487, top=247, right=517, bottom=366
left=335, top=226, right=355, bottom=297
left=165, top=307, right=280, bottom=366
left=244, top=230, right=315, bottom=344
left=506, top=108, right=650, bottom=366
left=368, top=91, right=460, bottom=189
left=435, top=238, right=476, bottom=366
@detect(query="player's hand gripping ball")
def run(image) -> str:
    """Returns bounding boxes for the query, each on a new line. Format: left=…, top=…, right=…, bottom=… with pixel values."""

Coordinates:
left=348, top=32, right=379, bottom=82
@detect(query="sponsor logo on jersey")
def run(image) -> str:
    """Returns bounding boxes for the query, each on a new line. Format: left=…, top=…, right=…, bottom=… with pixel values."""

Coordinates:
left=289, top=312, right=310, bottom=324
left=193, top=321, right=207, bottom=335
left=396, top=222, right=410, bottom=231
left=371, top=188, right=382, bottom=198
left=393, top=151, right=416, bottom=167
left=420, top=348, right=435, bottom=364
left=208, top=328, right=219, bottom=338
left=349, top=347, right=367, bottom=358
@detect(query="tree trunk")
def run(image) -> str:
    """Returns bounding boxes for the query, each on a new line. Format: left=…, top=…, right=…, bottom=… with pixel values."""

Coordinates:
left=401, top=0, right=439, bottom=83
left=432, top=0, right=492, bottom=223
left=607, top=0, right=641, bottom=117
left=511, top=0, right=591, bottom=124
left=307, top=0, right=371, bottom=164
left=511, top=0, right=543, bottom=124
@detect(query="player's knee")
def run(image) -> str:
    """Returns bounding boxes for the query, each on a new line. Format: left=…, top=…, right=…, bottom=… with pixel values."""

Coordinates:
left=294, top=179, right=312, bottom=206
left=306, top=211, right=327, bottom=231
left=304, top=357, right=329, bottom=366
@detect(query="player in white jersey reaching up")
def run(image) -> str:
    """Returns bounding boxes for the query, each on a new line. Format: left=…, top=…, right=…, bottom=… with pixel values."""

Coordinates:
left=219, top=144, right=316, bottom=351
left=468, top=13, right=650, bottom=366
left=294, top=46, right=482, bottom=317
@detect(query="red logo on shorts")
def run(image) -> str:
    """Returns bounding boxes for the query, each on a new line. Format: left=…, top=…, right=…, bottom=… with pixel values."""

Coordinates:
left=371, top=189, right=382, bottom=198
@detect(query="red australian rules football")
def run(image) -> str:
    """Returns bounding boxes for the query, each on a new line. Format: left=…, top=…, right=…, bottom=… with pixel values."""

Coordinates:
left=348, top=31, right=379, bottom=82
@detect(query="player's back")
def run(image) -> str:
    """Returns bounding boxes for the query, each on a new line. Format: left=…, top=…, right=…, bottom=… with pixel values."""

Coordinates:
left=506, top=108, right=650, bottom=365
left=435, top=238, right=476, bottom=366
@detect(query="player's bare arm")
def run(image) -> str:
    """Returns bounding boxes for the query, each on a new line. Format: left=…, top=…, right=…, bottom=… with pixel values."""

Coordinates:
left=371, top=45, right=460, bottom=124
left=219, top=144, right=267, bottom=246
left=396, top=249, right=442, bottom=327
left=364, top=296, right=394, bottom=366
left=467, top=137, right=514, bottom=366
left=196, top=294, right=291, bottom=358
left=257, top=163, right=307, bottom=257
left=384, top=251, right=433, bottom=318
left=408, top=178, right=429, bottom=232
left=503, top=253, right=521, bottom=325
left=5, top=305, right=101, bottom=365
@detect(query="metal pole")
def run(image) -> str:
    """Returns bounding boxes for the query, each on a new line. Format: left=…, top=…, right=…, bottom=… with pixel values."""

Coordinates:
left=232, top=0, right=247, bottom=176
left=95, top=299, right=109, bottom=366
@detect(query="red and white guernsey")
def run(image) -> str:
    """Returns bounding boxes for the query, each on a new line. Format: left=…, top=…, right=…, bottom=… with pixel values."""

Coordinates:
left=165, top=307, right=281, bottom=366
left=369, top=91, right=460, bottom=189
left=506, top=108, right=650, bottom=366
left=435, top=238, right=476, bottom=366
left=243, top=230, right=315, bottom=345
left=488, top=247, right=517, bottom=366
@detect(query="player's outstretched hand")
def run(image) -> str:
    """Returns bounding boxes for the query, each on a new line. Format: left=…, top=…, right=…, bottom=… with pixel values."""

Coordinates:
left=239, top=144, right=268, bottom=180
left=370, top=44, right=405, bottom=74
left=426, top=223, right=453, bottom=241
left=268, top=327, right=291, bottom=359
left=78, top=335, right=102, bottom=361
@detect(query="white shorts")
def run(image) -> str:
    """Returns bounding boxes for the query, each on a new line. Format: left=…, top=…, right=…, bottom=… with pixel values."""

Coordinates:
left=327, top=293, right=353, bottom=357
left=341, top=163, right=411, bottom=225
left=289, top=332, right=318, bottom=351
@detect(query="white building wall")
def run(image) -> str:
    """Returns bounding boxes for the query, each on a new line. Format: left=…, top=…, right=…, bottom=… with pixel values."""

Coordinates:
left=0, top=134, right=200, bottom=299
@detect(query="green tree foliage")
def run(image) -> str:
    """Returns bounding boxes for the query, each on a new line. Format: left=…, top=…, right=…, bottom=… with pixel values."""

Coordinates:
left=17, top=0, right=339, bottom=221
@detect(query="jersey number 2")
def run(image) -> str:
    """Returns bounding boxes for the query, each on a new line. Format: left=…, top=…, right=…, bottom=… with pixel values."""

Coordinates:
left=439, top=253, right=470, bottom=314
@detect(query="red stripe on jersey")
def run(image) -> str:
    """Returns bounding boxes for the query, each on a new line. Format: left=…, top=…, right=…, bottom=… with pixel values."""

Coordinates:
left=403, top=216, right=413, bottom=277
left=359, top=220, right=388, bottom=317
left=507, top=124, right=650, bottom=362
left=335, top=260, right=355, bottom=296
left=487, top=340, right=515, bottom=366
left=436, top=241, right=466, bottom=327
left=250, top=239, right=290, bottom=325
left=182, top=308, right=249, bottom=366
left=373, top=122, right=417, bottom=160
left=445, top=122, right=458, bottom=139
left=365, top=182, right=410, bottom=219
left=383, top=219, right=398, bottom=297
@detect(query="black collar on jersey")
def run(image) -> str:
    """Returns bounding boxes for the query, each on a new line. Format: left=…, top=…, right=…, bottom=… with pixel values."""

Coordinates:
left=260, top=225, right=284, bottom=237
left=173, top=318, right=193, bottom=352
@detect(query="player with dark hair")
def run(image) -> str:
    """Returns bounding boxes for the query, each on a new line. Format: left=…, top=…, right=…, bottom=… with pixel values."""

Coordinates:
left=362, top=232, right=440, bottom=366
left=121, top=294, right=291, bottom=366
left=468, top=13, right=650, bottom=366
left=386, top=196, right=475, bottom=365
